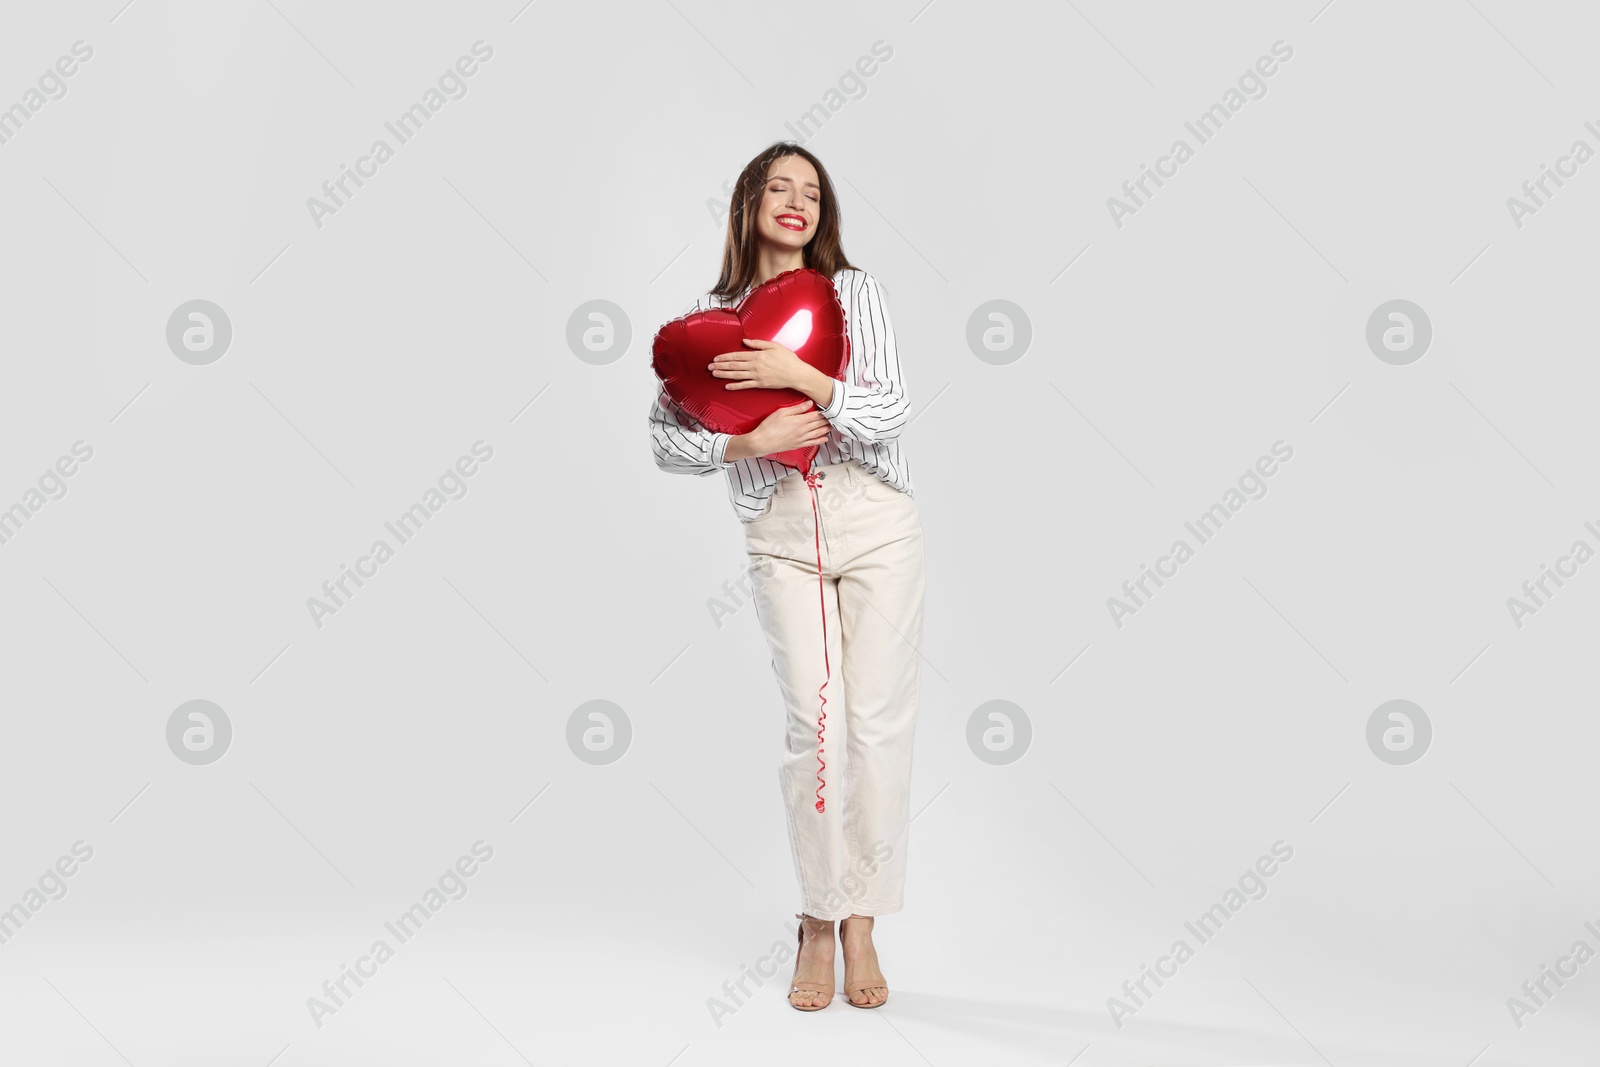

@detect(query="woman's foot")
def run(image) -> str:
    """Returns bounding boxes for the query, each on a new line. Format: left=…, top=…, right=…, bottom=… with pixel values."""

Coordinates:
left=839, top=914, right=888, bottom=1007
left=789, top=914, right=835, bottom=1010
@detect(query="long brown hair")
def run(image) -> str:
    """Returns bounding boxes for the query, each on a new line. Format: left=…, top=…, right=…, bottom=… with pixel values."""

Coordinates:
left=711, top=141, right=855, bottom=299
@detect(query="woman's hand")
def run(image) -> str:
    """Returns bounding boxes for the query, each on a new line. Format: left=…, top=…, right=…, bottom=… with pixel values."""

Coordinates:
left=747, top=400, right=832, bottom=455
left=710, top=338, right=804, bottom=391
left=725, top=401, right=829, bottom=461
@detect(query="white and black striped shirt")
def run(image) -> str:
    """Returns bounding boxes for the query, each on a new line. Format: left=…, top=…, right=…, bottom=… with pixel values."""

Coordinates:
left=648, top=268, right=914, bottom=523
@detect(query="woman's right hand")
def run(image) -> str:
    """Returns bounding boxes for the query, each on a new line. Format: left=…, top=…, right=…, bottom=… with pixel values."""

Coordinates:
left=733, top=401, right=832, bottom=460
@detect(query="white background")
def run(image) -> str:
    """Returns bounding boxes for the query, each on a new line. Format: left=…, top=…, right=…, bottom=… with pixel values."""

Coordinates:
left=0, top=1, right=1597, bottom=1064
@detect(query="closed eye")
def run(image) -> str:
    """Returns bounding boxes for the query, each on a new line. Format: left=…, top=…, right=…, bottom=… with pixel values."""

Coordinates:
left=770, top=184, right=819, bottom=202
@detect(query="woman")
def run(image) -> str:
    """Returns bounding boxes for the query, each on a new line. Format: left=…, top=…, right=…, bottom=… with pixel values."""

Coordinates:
left=648, top=142, right=924, bottom=1011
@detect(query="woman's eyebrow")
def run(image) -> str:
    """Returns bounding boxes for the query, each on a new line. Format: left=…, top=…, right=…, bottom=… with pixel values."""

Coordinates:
left=770, top=177, right=821, bottom=191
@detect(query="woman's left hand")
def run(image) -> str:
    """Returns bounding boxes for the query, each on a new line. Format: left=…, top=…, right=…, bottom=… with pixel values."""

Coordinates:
left=710, top=338, right=804, bottom=391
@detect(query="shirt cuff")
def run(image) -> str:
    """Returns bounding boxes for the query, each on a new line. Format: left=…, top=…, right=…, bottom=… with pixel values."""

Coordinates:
left=709, top=432, right=733, bottom=467
left=820, top=376, right=847, bottom=419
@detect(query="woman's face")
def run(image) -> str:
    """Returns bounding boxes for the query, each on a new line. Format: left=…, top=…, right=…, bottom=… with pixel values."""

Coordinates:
left=753, top=155, right=820, bottom=252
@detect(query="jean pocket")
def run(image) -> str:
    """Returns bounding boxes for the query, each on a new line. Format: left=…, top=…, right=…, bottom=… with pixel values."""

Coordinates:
left=746, top=492, right=781, bottom=525
left=860, top=475, right=906, bottom=504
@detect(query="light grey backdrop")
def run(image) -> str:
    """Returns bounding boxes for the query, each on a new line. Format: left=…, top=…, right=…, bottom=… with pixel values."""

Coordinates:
left=1, top=0, right=1597, bottom=1064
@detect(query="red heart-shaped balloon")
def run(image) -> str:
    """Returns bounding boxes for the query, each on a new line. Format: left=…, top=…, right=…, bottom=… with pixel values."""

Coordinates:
left=652, top=267, right=850, bottom=476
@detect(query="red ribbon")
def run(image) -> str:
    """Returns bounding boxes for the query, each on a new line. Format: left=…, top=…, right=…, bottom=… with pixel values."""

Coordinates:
left=802, top=468, right=830, bottom=814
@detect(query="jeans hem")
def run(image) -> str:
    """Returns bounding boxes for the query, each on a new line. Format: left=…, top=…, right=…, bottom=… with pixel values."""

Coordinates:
left=800, top=900, right=904, bottom=921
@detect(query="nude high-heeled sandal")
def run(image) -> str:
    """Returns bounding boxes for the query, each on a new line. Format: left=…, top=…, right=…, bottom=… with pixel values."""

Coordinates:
left=789, top=914, right=835, bottom=1011
left=840, top=914, right=888, bottom=1008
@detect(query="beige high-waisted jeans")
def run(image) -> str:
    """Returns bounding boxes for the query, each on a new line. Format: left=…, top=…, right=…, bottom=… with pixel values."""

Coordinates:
left=741, top=457, right=925, bottom=921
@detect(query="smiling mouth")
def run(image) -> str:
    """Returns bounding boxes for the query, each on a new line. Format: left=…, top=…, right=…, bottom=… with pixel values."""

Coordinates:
left=776, top=215, right=808, bottom=231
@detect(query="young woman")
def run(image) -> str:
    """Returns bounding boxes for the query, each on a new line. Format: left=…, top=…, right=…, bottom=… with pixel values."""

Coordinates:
left=648, top=142, right=924, bottom=1011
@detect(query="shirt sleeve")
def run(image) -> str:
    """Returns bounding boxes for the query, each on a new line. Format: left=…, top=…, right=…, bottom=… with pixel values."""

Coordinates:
left=818, top=271, right=911, bottom=444
left=648, top=295, right=735, bottom=477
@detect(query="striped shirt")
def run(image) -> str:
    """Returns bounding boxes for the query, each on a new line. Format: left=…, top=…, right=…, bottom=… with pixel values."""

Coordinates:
left=648, top=267, right=914, bottom=523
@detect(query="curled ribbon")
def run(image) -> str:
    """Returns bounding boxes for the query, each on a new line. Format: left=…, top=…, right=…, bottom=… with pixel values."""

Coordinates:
left=802, top=467, right=830, bottom=814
